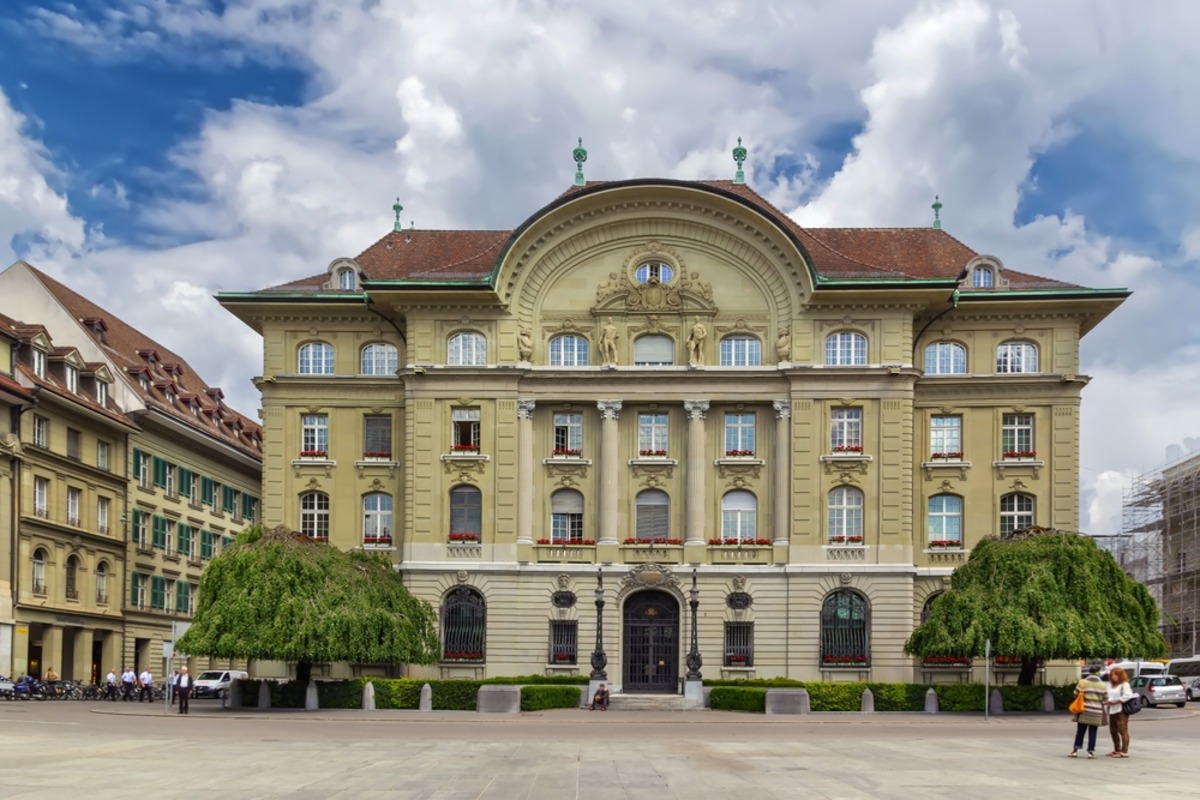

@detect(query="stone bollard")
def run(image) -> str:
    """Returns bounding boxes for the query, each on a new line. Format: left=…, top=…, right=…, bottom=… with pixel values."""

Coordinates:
left=988, top=688, right=1004, bottom=716
left=924, top=687, right=939, bottom=714
left=475, top=684, right=520, bottom=713
left=764, top=688, right=810, bottom=715
left=228, top=679, right=241, bottom=710
left=257, top=681, right=271, bottom=710
left=305, top=680, right=319, bottom=711
left=860, top=687, right=875, bottom=714
left=362, top=681, right=376, bottom=711
left=1041, top=689, right=1055, bottom=712
left=419, top=683, right=433, bottom=712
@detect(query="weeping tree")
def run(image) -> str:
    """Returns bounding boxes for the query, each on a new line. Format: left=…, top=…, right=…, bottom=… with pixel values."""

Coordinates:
left=176, top=525, right=439, bottom=683
left=905, top=528, right=1168, bottom=685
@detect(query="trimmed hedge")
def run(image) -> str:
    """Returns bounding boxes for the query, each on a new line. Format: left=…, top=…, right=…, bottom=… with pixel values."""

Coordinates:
left=520, top=685, right=583, bottom=711
left=482, top=674, right=590, bottom=685
left=709, top=686, right=767, bottom=713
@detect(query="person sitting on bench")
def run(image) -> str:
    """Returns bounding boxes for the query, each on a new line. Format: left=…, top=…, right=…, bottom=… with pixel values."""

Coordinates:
left=591, top=683, right=610, bottom=711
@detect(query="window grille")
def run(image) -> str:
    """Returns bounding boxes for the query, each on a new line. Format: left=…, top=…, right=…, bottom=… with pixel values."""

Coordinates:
left=820, top=590, right=869, bottom=665
left=363, top=415, right=392, bottom=456
left=549, top=620, right=577, bottom=664
left=724, top=621, right=754, bottom=667
left=442, top=587, right=486, bottom=661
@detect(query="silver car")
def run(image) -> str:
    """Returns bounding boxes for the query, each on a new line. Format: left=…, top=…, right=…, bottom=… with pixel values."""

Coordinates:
left=1186, top=677, right=1200, bottom=702
left=1130, top=675, right=1187, bottom=708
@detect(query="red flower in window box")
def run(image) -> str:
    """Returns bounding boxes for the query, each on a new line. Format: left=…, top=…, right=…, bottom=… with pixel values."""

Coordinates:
left=299, top=450, right=327, bottom=458
left=451, top=443, right=480, bottom=452
left=832, top=444, right=863, bottom=453
left=728, top=655, right=747, bottom=664
left=362, top=451, right=392, bottom=459
left=552, top=448, right=583, bottom=457
left=928, top=539, right=962, bottom=548
left=639, top=449, right=668, bottom=457
left=553, top=653, right=574, bottom=662
left=364, top=535, right=392, bottom=545
left=923, top=655, right=972, bottom=666
left=448, top=532, right=479, bottom=542
left=443, top=651, right=484, bottom=660
left=307, top=535, right=329, bottom=543
left=1003, top=449, right=1036, bottom=458
left=822, top=655, right=868, bottom=664
left=930, top=451, right=964, bottom=459
left=724, top=449, right=754, bottom=457
left=536, top=538, right=551, bottom=545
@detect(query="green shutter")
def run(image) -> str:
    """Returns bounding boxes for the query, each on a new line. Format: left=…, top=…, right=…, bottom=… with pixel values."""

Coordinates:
left=178, top=467, right=192, bottom=493
left=201, top=476, right=215, bottom=505
left=152, top=516, right=166, bottom=549
left=200, top=530, right=213, bottom=560
left=222, top=535, right=234, bottom=551
left=242, top=493, right=255, bottom=521
left=176, top=581, right=190, bottom=615
left=152, top=456, right=167, bottom=488
left=131, top=510, right=142, bottom=543
left=132, top=448, right=143, bottom=479
left=222, top=486, right=236, bottom=514
left=150, top=576, right=164, bottom=609
left=130, top=573, right=140, bottom=605
left=177, top=522, right=190, bottom=556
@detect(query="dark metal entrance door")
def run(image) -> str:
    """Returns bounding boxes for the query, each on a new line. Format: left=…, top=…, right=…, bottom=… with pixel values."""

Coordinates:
left=622, top=590, right=680, bottom=693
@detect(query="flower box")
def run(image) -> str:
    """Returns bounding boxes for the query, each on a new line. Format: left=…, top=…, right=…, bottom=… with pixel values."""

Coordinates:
left=299, top=450, right=327, bottom=458
left=827, top=535, right=864, bottom=545
left=451, top=444, right=481, bottom=452
left=552, top=448, right=583, bottom=457
left=708, top=538, right=772, bottom=546
left=536, top=538, right=596, bottom=546
left=922, top=656, right=972, bottom=667
left=1002, top=450, right=1036, bottom=459
left=927, top=539, right=962, bottom=549
left=624, top=537, right=683, bottom=545
left=639, top=449, right=668, bottom=457
left=724, top=449, right=755, bottom=457
left=362, top=451, right=392, bottom=459
left=443, top=652, right=484, bottom=661
left=307, top=535, right=329, bottom=543
left=930, top=452, right=964, bottom=459
left=822, top=655, right=869, bottom=665
left=552, top=652, right=575, bottom=662
left=448, top=533, right=479, bottom=543
left=363, top=536, right=393, bottom=546
left=832, top=444, right=864, bottom=453
left=726, top=655, right=748, bottom=664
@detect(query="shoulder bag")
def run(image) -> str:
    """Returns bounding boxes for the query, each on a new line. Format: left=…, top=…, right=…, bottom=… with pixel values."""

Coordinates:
left=1121, top=697, right=1141, bottom=715
left=1068, top=692, right=1086, bottom=714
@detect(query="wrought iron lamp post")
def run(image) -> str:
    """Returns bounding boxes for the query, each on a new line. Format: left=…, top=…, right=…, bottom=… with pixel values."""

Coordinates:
left=686, top=568, right=703, bottom=681
left=590, top=567, right=608, bottom=680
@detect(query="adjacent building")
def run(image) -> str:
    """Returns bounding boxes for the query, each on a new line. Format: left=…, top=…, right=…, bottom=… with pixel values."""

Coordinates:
left=219, top=161, right=1128, bottom=687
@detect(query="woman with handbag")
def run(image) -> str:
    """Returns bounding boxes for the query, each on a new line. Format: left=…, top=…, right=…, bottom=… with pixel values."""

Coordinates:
left=1104, top=667, right=1136, bottom=757
left=1070, top=666, right=1108, bottom=758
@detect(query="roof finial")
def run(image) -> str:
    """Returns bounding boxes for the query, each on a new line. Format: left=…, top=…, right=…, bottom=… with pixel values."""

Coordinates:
left=392, top=197, right=404, bottom=232
left=732, top=137, right=747, bottom=185
left=573, top=137, right=588, bottom=186
left=932, top=195, right=943, bottom=230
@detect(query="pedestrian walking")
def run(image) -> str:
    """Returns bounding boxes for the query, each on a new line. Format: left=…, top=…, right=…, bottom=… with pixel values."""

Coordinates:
left=105, top=669, right=118, bottom=701
left=176, top=666, right=192, bottom=715
left=1104, top=666, right=1136, bottom=758
left=138, top=668, right=154, bottom=702
left=169, top=669, right=180, bottom=706
left=1070, top=666, right=1108, bottom=758
left=120, top=666, right=136, bottom=702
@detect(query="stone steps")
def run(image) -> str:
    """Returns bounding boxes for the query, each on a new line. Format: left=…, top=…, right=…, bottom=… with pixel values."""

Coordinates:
left=605, top=693, right=697, bottom=711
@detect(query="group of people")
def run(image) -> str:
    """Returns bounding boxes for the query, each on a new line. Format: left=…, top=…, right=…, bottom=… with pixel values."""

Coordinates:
left=1070, top=666, right=1136, bottom=758
left=101, top=665, right=193, bottom=713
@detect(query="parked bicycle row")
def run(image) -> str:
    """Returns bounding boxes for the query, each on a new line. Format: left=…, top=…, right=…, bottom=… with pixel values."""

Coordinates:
left=1, top=667, right=168, bottom=702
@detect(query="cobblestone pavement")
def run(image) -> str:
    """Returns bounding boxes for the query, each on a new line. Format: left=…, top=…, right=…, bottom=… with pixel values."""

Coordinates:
left=1, top=700, right=1196, bottom=799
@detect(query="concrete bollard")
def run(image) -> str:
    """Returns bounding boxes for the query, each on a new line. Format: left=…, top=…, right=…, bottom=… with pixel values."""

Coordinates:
left=764, top=688, right=810, bottom=715
left=304, top=680, right=319, bottom=711
left=419, top=682, right=433, bottom=712
left=924, top=687, right=939, bottom=714
left=860, top=687, right=875, bottom=713
left=257, top=681, right=271, bottom=710
left=362, top=681, right=376, bottom=711
left=1041, top=689, right=1055, bottom=712
left=228, top=679, right=241, bottom=710
left=988, top=688, right=1004, bottom=716
left=475, top=684, right=520, bottom=713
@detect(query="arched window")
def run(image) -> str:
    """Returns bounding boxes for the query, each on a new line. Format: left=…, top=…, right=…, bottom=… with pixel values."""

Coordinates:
left=32, top=547, right=47, bottom=594
left=65, top=555, right=79, bottom=600
left=635, top=489, right=670, bottom=541
left=300, top=492, right=330, bottom=541
left=442, top=586, right=485, bottom=661
left=362, top=493, right=392, bottom=545
left=996, top=340, right=1038, bottom=374
left=920, top=591, right=943, bottom=624
left=360, top=343, right=398, bottom=375
left=927, top=495, right=962, bottom=547
left=825, top=332, right=868, bottom=366
left=95, top=561, right=109, bottom=604
left=924, top=341, right=967, bottom=374
left=337, top=268, right=356, bottom=290
left=719, top=336, right=761, bottom=367
left=720, top=490, right=757, bottom=542
left=449, top=485, right=482, bottom=542
left=548, top=335, right=589, bottom=367
left=633, top=334, right=675, bottom=366
left=550, top=489, right=584, bottom=543
left=972, top=266, right=994, bottom=288
left=827, top=487, right=864, bottom=544
left=447, top=332, right=487, bottom=366
left=999, top=493, right=1035, bottom=537
left=821, top=589, right=869, bottom=666
left=298, top=342, right=334, bottom=374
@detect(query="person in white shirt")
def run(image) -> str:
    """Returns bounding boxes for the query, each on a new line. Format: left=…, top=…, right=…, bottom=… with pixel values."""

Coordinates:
left=105, top=669, right=118, bottom=702
left=138, top=669, right=153, bottom=703
left=1104, top=666, right=1136, bottom=757
left=120, top=668, right=136, bottom=702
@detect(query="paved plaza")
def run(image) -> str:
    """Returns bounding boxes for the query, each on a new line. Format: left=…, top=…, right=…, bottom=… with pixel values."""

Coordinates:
left=1, top=699, right=1196, bottom=799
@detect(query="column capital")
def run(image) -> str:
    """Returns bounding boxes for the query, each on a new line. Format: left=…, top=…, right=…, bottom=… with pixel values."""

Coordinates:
left=773, top=400, right=792, bottom=419
left=516, top=399, right=536, bottom=420
left=597, top=400, right=623, bottom=420
left=684, top=400, right=710, bottom=421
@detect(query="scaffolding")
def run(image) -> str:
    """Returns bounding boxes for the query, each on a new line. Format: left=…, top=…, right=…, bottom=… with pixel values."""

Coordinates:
left=1116, top=452, right=1200, bottom=658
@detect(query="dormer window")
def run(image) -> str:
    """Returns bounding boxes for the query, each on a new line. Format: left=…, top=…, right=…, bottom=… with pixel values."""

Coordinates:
left=65, top=365, right=78, bottom=394
left=166, top=389, right=176, bottom=405
left=972, top=266, right=994, bottom=288
left=31, top=348, right=46, bottom=379
left=96, top=381, right=107, bottom=406
left=139, top=375, right=151, bottom=392
left=337, top=268, right=356, bottom=290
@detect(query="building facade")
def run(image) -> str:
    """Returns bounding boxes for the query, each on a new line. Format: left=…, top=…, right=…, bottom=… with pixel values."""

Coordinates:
left=220, top=170, right=1127, bottom=687
left=0, top=262, right=263, bottom=680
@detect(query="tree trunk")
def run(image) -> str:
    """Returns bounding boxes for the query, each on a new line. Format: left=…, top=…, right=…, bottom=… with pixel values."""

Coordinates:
left=297, top=661, right=312, bottom=685
left=1017, top=657, right=1038, bottom=686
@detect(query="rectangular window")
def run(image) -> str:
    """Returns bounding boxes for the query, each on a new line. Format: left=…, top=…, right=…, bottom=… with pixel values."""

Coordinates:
left=549, top=620, right=577, bottom=665
left=637, top=413, right=669, bottom=455
left=551, top=509, right=584, bottom=544
left=96, top=381, right=107, bottom=406
left=134, top=449, right=150, bottom=488
left=209, top=481, right=221, bottom=512
left=33, top=415, right=48, bottom=448
left=200, top=530, right=214, bottom=560
left=132, top=510, right=147, bottom=544
left=164, top=463, right=176, bottom=497
left=176, top=581, right=194, bottom=616
left=66, top=428, right=81, bottom=460
left=929, top=415, right=962, bottom=457
left=723, top=413, right=756, bottom=455
left=32, top=348, right=46, bottom=378
left=830, top=408, right=863, bottom=451
left=724, top=621, right=754, bottom=667
left=552, top=413, right=583, bottom=455
left=130, top=573, right=144, bottom=608
left=67, top=487, right=81, bottom=527
left=451, top=408, right=481, bottom=451
left=301, top=414, right=329, bottom=455
left=96, top=441, right=110, bottom=471
left=177, top=523, right=193, bottom=558
left=363, top=415, right=392, bottom=458
left=150, top=575, right=166, bottom=610
left=97, top=497, right=110, bottom=534
left=152, top=515, right=168, bottom=550
left=34, top=476, right=49, bottom=517
left=65, top=365, right=78, bottom=394
left=178, top=467, right=197, bottom=504
left=1001, top=414, right=1034, bottom=456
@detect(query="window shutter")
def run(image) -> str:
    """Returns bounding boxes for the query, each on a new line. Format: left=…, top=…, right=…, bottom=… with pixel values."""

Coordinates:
left=363, top=416, right=392, bottom=454
left=152, top=456, right=167, bottom=488
left=634, top=335, right=675, bottom=364
left=551, top=491, right=584, bottom=514
left=222, top=486, right=235, bottom=513
left=201, top=476, right=214, bottom=505
left=242, top=494, right=255, bottom=521
left=178, top=466, right=192, bottom=487
left=177, top=523, right=189, bottom=556
left=132, top=448, right=143, bottom=476
left=131, top=510, right=141, bottom=543
left=130, top=574, right=140, bottom=605
left=152, top=516, right=166, bottom=549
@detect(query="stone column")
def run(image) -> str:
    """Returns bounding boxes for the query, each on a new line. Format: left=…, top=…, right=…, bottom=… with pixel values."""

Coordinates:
left=516, top=400, right=536, bottom=545
left=73, top=628, right=93, bottom=684
left=773, top=400, right=792, bottom=545
left=597, top=401, right=623, bottom=545
left=684, top=400, right=710, bottom=544
left=42, top=625, right=63, bottom=679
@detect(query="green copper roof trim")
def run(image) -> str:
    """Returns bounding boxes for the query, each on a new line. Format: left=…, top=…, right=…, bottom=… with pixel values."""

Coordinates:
left=732, top=137, right=747, bottom=185
left=955, top=288, right=1131, bottom=299
left=215, top=291, right=367, bottom=302
left=573, top=138, right=588, bottom=186
left=932, top=195, right=943, bottom=230
left=816, top=278, right=960, bottom=289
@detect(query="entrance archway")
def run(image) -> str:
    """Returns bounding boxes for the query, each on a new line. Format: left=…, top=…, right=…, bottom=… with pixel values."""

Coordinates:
left=622, top=590, right=680, bottom=693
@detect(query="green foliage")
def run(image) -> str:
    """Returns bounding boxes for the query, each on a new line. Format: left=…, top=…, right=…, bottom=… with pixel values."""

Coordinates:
left=702, top=677, right=806, bottom=688
left=806, top=682, right=868, bottom=711
left=430, top=679, right=482, bottom=710
left=371, top=679, right=422, bottom=709
left=709, top=686, right=766, bottom=712
left=906, top=533, right=1168, bottom=666
left=482, top=674, right=590, bottom=685
left=237, top=678, right=308, bottom=708
left=934, top=683, right=985, bottom=712
left=866, top=682, right=928, bottom=711
left=176, top=526, right=440, bottom=667
left=520, top=685, right=583, bottom=711
left=317, top=678, right=367, bottom=709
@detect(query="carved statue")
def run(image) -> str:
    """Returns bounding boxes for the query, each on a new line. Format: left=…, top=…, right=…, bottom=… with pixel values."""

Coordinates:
left=686, top=322, right=707, bottom=366
left=596, top=272, right=621, bottom=304
left=517, top=326, right=533, bottom=362
left=775, top=327, right=791, bottom=362
left=599, top=318, right=619, bottom=365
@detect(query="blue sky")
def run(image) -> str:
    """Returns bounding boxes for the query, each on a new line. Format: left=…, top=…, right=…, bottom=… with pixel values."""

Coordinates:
left=1, top=0, right=1199, bottom=535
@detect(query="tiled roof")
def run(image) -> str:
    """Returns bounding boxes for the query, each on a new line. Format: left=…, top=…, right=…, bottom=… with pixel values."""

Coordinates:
left=13, top=360, right=135, bottom=428
left=26, top=266, right=263, bottom=457
left=259, top=179, right=1077, bottom=292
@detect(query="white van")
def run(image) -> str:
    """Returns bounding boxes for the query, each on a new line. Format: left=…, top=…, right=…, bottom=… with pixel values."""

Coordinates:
left=191, top=669, right=248, bottom=699
left=1108, top=660, right=1166, bottom=678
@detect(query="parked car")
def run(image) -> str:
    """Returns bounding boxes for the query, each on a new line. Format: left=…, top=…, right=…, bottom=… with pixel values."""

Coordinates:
left=1130, top=675, right=1187, bottom=708
left=0, top=675, right=13, bottom=700
left=1186, top=677, right=1200, bottom=702
left=191, top=670, right=248, bottom=700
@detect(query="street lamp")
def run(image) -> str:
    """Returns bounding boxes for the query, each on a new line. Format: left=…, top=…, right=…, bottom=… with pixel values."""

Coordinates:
left=590, top=567, right=607, bottom=680
left=686, top=568, right=703, bottom=681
